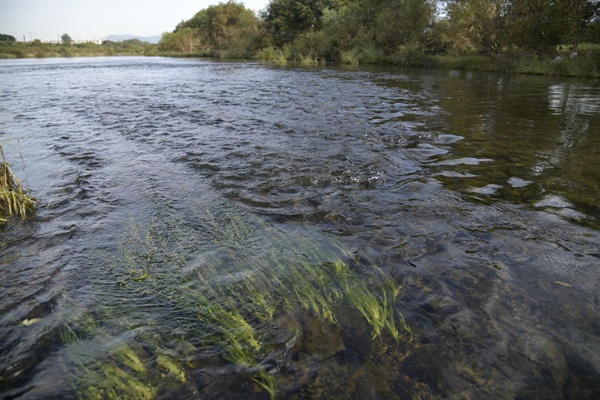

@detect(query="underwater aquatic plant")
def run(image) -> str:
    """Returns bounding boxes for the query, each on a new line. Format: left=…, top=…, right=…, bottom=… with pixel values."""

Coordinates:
left=57, top=209, right=411, bottom=399
left=57, top=295, right=188, bottom=400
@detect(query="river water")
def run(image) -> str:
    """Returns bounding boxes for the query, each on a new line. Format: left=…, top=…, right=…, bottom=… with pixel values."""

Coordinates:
left=1, top=57, right=599, bottom=399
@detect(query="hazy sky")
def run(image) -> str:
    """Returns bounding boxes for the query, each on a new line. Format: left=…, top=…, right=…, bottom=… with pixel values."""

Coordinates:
left=1, top=0, right=270, bottom=41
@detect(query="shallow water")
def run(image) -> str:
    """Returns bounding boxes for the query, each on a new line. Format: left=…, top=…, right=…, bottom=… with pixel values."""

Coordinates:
left=1, top=57, right=599, bottom=399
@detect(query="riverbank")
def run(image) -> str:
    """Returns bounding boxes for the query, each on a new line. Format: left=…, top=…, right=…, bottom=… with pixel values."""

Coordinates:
left=253, top=43, right=600, bottom=78
left=156, top=43, right=600, bottom=78
left=0, top=39, right=157, bottom=58
left=2, top=40, right=599, bottom=78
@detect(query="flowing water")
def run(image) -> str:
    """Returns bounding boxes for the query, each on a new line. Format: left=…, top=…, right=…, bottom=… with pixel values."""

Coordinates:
left=1, top=57, right=599, bottom=399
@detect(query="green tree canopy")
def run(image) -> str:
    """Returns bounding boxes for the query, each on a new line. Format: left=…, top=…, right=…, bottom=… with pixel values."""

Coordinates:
left=261, top=0, right=343, bottom=46
left=156, top=0, right=600, bottom=61
left=173, top=1, right=258, bottom=52
left=159, top=28, right=199, bottom=53
left=360, top=0, right=434, bottom=51
left=443, top=0, right=599, bottom=55
left=503, top=0, right=570, bottom=54
left=61, top=33, right=73, bottom=46
left=0, top=34, right=16, bottom=42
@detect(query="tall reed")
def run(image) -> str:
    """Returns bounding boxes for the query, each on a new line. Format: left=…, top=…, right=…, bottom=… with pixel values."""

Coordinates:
left=255, top=46, right=289, bottom=65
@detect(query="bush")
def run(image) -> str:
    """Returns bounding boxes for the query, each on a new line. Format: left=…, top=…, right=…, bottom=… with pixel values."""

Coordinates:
left=287, top=31, right=332, bottom=60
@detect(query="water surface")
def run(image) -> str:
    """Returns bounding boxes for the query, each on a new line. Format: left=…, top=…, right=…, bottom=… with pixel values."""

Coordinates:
left=1, top=57, right=599, bottom=399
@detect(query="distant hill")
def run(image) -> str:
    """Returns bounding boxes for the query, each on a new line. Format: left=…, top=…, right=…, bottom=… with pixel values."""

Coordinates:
left=105, top=34, right=161, bottom=44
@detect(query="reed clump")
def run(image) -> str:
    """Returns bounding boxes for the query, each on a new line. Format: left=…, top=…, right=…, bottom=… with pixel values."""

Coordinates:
left=256, top=46, right=290, bottom=65
left=340, top=48, right=360, bottom=65
left=0, top=143, right=37, bottom=222
left=298, top=54, right=324, bottom=66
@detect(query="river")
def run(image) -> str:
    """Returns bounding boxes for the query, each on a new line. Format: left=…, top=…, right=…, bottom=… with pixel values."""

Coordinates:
left=1, top=57, right=599, bottom=399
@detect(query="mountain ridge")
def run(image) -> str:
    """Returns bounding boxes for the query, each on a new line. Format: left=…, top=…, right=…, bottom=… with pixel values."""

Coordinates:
left=105, top=34, right=161, bottom=44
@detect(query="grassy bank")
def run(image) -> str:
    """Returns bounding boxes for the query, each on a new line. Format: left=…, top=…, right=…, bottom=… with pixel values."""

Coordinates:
left=3, top=39, right=598, bottom=78
left=257, top=43, right=600, bottom=78
left=0, top=40, right=157, bottom=59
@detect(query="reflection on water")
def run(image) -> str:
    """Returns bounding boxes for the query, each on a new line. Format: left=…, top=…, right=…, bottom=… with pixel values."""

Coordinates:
left=433, top=72, right=600, bottom=228
left=1, top=58, right=599, bottom=399
left=549, top=82, right=600, bottom=116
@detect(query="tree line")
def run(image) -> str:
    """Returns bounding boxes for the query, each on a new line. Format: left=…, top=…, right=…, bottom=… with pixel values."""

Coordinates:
left=158, top=0, right=600, bottom=61
left=0, top=36, right=157, bottom=58
left=2, top=0, right=599, bottom=75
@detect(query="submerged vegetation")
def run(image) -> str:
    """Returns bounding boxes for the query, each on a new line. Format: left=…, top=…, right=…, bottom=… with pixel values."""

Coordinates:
left=57, top=210, right=411, bottom=398
left=0, top=141, right=37, bottom=223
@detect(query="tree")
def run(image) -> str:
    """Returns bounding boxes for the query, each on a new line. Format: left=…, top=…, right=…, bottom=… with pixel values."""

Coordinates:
left=442, top=0, right=597, bottom=55
left=581, top=0, right=600, bottom=42
left=261, top=0, right=342, bottom=46
left=567, top=0, right=600, bottom=46
left=61, top=33, right=73, bottom=46
left=502, top=0, right=569, bottom=54
left=444, top=0, right=506, bottom=54
left=172, top=1, right=259, bottom=53
left=360, top=0, right=434, bottom=51
left=159, top=28, right=198, bottom=52
left=0, top=34, right=16, bottom=42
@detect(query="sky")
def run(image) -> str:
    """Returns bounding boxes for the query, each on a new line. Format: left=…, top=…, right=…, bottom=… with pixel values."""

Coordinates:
left=0, top=0, right=270, bottom=41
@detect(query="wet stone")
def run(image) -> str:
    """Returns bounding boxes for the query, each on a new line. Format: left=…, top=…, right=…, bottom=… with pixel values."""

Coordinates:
left=302, top=313, right=345, bottom=359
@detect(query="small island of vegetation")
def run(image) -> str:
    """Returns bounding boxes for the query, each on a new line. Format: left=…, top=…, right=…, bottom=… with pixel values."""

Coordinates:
left=0, top=141, right=37, bottom=224
left=1, top=0, right=599, bottom=77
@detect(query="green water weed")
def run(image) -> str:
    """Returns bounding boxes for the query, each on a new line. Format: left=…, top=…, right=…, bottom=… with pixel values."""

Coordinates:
left=59, top=210, right=411, bottom=398
left=57, top=296, right=188, bottom=399
left=252, top=367, right=277, bottom=400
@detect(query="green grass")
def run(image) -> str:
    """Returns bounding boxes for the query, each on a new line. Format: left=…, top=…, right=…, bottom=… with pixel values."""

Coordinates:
left=508, top=47, right=600, bottom=77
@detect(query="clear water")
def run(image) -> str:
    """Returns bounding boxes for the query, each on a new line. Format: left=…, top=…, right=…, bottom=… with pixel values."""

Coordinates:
left=1, top=57, right=599, bottom=399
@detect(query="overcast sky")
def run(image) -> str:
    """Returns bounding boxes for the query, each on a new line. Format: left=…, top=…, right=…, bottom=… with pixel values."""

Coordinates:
left=1, top=0, right=270, bottom=41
